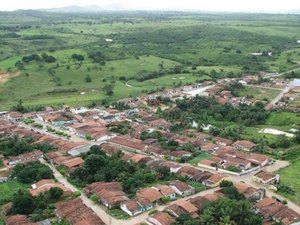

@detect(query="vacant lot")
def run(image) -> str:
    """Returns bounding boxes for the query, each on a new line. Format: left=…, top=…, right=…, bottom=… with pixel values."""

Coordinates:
left=239, top=87, right=281, bottom=102
left=277, top=160, right=300, bottom=204
left=0, top=180, right=28, bottom=206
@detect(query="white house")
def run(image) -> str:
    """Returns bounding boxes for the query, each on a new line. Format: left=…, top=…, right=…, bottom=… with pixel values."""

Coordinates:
left=169, top=180, right=195, bottom=197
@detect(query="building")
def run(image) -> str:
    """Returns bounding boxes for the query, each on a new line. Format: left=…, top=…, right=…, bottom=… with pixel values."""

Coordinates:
left=30, top=179, right=72, bottom=197
left=213, top=137, right=233, bottom=146
left=233, top=140, right=256, bottom=151
left=145, top=211, right=175, bottom=225
left=120, top=198, right=154, bottom=216
left=169, top=180, right=195, bottom=197
left=55, top=197, right=105, bottom=225
left=137, top=187, right=163, bottom=203
left=6, top=215, right=36, bottom=225
left=203, top=173, right=227, bottom=188
left=84, top=182, right=129, bottom=209
left=5, top=150, right=43, bottom=168
left=233, top=182, right=265, bottom=200
left=253, top=171, right=279, bottom=186
left=255, top=198, right=300, bottom=225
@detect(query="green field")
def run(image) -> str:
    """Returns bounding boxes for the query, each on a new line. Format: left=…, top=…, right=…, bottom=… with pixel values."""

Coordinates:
left=238, top=87, right=281, bottom=102
left=0, top=11, right=300, bottom=109
left=278, top=160, right=300, bottom=204
left=264, top=111, right=300, bottom=131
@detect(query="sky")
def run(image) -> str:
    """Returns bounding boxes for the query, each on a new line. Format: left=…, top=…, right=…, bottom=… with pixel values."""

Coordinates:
left=2, top=0, right=300, bottom=12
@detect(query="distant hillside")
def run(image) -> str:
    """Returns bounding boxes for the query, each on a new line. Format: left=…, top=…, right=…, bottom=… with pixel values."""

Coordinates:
left=39, top=5, right=104, bottom=13
left=38, top=4, right=131, bottom=13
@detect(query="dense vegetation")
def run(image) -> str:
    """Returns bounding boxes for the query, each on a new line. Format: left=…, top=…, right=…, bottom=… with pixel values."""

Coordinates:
left=70, top=146, right=174, bottom=195
left=0, top=135, right=55, bottom=156
left=173, top=181, right=262, bottom=225
left=11, top=162, right=53, bottom=184
left=9, top=187, right=66, bottom=222
left=160, top=96, right=268, bottom=128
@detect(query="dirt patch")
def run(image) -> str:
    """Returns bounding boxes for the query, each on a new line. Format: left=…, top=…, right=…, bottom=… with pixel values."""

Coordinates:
left=0, top=71, right=20, bottom=84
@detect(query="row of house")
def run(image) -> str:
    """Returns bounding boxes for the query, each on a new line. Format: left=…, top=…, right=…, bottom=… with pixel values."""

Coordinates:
left=45, top=151, right=84, bottom=172
left=83, top=180, right=196, bottom=217
left=145, top=192, right=221, bottom=225
left=198, top=146, right=270, bottom=172
left=55, top=197, right=105, bottom=225
left=255, top=197, right=300, bottom=225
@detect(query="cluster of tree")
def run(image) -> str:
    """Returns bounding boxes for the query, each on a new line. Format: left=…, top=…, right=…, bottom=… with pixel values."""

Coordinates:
left=140, top=131, right=162, bottom=141
left=21, top=35, right=55, bottom=40
left=0, top=32, right=20, bottom=38
left=111, top=101, right=130, bottom=110
left=88, top=51, right=106, bottom=64
left=41, top=53, right=57, bottom=63
left=285, top=71, right=300, bottom=79
left=0, top=135, right=55, bottom=157
left=209, top=125, right=243, bottom=141
left=172, top=181, right=262, bottom=225
left=21, top=53, right=56, bottom=64
left=71, top=54, right=84, bottom=61
left=10, top=100, right=44, bottom=113
left=102, top=84, right=114, bottom=95
left=109, top=123, right=132, bottom=135
left=70, top=146, right=172, bottom=195
left=225, top=81, right=245, bottom=97
left=136, top=65, right=183, bottom=82
left=11, top=162, right=53, bottom=184
left=161, top=96, right=268, bottom=127
left=10, top=187, right=64, bottom=222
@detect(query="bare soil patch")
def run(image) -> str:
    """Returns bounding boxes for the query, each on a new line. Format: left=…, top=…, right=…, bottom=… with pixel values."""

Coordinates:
left=0, top=71, right=20, bottom=84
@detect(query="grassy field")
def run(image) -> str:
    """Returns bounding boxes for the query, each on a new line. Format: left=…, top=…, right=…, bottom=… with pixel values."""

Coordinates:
left=277, top=160, right=300, bottom=204
left=238, top=87, right=281, bottom=102
left=264, top=111, right=300, bottom=131
left=188, top=152, right=212, bottom=165
left=0, top=11, right=299, bottom=109
left=0, top=180, right=28, bottom=206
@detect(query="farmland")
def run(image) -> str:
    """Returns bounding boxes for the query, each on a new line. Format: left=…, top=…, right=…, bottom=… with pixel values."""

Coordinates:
left=0, top=11, right=300, bottom=109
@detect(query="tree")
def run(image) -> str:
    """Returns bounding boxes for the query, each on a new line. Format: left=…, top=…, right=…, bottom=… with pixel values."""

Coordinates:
left=71, top=54, right=84, bottom=61
left=84, top=154, right=106, bottom=173
left=12, top=190, right=36, bottom=215
left=15, top=60, right=24, bottom=69
left=102, top=84, right=114, bottom=96
left=85, top=75, right=92, bottom=83
left=220, top=180, right=233, bottom=188
left=48, top=187, right=63, bottom=200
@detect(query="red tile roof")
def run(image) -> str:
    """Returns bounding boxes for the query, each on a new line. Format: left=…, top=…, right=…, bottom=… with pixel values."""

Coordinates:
left=149, top=212, right=175, bottom=225
left=56, top=198, right=105, bottom=225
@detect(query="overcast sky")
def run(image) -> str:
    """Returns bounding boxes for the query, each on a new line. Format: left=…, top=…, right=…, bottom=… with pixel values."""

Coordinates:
left=2, top=0, right=300, bottom=12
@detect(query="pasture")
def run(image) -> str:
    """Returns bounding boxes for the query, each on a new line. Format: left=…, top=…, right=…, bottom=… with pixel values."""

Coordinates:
left=0, top=11, right=300, bottom=109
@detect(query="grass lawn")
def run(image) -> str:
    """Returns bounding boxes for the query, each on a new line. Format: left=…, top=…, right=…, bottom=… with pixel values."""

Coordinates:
left=0, top=217, right=5, bottom=225
left=108, top=209, right=130, bottom=220
left=187, top=181, right=206, bottom=192
left=264, top=111, right=300, bottom=131
left=277, top=160, right=300, bottom=204
left=0, top=180, right=28, bottom=206
left=188, top=152, right=212, bottom=165
left=238, top=87, right=280, bottom=101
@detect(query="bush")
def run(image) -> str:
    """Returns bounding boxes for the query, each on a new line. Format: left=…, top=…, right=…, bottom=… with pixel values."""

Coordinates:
left=148, top=209, right=158, bottom=216
left=73, top=191, right=81, bottom=197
